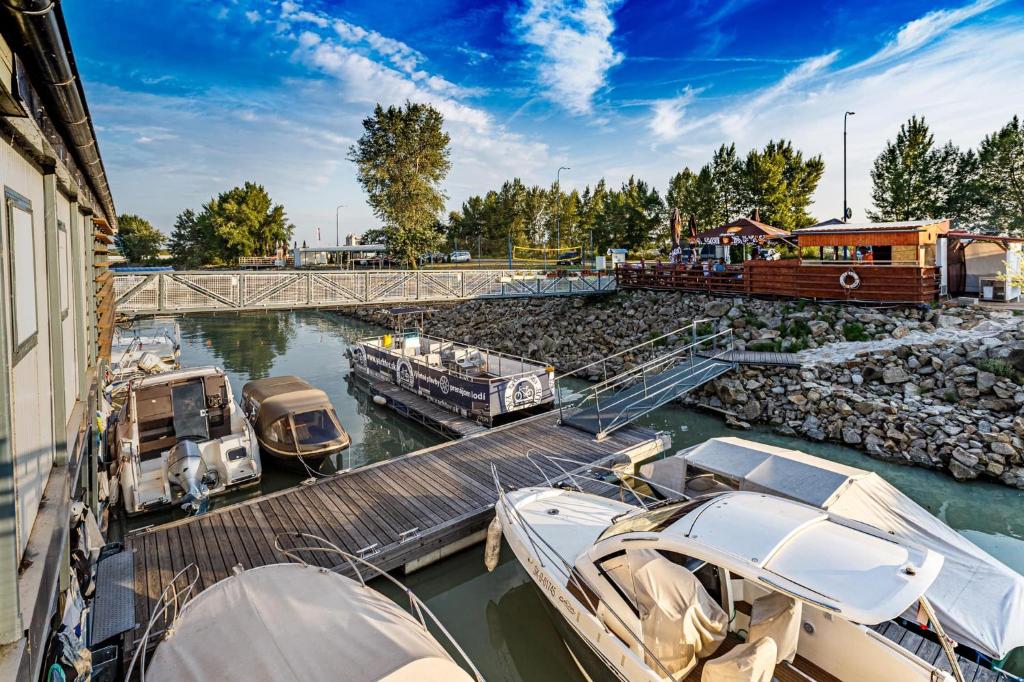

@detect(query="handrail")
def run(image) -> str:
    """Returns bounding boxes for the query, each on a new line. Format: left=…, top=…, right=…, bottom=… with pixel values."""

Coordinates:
left=273, top=532, right=485, bottom=682
left=126, top=563, right=202, bottom=682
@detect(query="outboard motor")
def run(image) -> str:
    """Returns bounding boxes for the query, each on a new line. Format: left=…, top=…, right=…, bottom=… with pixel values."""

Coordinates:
left=167, top=440, right=218, bottom=514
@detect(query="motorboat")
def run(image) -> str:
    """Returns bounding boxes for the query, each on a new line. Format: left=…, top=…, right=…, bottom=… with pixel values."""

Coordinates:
left=133, top=534, right=482, bottom=682
left=495, top=479, right=983, bottom=681
left=350, top=307, right=555, bottom=427
left=106, top=320, right=181, bottom=405
left=241, top=375, right=351, bottom=470
left=111, top=366, right=261, bottom=515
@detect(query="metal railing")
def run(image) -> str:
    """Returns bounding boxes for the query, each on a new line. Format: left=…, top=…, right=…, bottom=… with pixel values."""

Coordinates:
left=113, top=268, right=616, bottom=316
left=556, top=321, right=735, bottom=438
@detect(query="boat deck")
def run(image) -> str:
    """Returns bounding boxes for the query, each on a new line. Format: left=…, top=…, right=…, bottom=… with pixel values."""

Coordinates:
left=684, top=633, right=839, bottom=682
left=351, top=371, right=488, bottom=438
left=121, top=411, right=668, bottom=663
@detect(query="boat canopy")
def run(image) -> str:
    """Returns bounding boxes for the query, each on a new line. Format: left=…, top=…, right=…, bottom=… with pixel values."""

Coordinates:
left=683, top=437, right=1024, bottom=659
left=243, top=376, right=349, bottom=453
left=664, top=491, right=943, bottom=625
left=147, top=564, right=473, bottom=682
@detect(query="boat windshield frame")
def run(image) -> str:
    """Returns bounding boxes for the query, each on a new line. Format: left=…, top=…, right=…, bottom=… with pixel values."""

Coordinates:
left=597, top=495, right=720, bottom=542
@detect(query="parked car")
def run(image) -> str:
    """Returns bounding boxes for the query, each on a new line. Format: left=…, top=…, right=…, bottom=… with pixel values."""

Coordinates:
left=449, top=250, right=472, bottom=263
left=418, top=251, right=448, bottom=265
left=556, top=251, right=581, bottom=265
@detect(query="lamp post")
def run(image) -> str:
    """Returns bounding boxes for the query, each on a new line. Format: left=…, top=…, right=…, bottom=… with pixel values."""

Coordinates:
left=555, top=166, right=570, bottom=258
left=843, top=112, right=855, bottom=223
left=335, top=204, right=344, bottom=247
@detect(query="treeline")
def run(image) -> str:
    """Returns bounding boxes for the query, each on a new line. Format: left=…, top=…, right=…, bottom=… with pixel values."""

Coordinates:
left=447, top=139, right=825, bottom=257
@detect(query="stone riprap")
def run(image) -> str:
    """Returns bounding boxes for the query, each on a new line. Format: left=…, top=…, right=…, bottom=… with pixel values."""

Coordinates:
left=345, top=290, right=1024, bottom=488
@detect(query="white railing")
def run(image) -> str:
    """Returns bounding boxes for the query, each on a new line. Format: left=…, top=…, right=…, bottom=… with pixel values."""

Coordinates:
left=113, top=269, right=616, bottom=315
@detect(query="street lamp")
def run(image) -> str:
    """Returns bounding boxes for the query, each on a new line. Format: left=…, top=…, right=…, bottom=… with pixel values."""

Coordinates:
left=335, top=204, right=345, bottom=247
left=844, top=112, right=855, bottom=223
left=555, top=166, right=570, bottom=257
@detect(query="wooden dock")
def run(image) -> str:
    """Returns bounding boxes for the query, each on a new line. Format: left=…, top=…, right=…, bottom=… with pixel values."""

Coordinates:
left=349, top=371, right=488, bottom=438
left=121, top=412, right=669, bottom=661
left=868, top=622, right=1012, bottom=681
left=699, top=349, right=801, bottom=367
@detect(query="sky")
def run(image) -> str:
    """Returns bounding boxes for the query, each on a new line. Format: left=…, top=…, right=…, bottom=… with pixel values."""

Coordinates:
left=64, top=0, right=1024, bottom=244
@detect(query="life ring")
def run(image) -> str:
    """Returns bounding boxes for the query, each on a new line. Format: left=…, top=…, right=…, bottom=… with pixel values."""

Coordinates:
left=839, top=270, right=861, bottom=290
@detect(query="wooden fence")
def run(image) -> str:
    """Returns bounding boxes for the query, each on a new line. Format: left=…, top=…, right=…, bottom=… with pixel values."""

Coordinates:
left=615, top=260, right=940, bottom=303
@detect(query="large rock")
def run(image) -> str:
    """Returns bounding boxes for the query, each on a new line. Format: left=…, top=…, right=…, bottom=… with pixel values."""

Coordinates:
left=936, top=315, right=964, bottom=329
left=882, top=367, right=911, bottom=384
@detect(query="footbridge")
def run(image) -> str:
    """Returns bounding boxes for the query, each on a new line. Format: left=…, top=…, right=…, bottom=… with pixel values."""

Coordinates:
left=113, top=268, right=616, bottom=316
left=557, top=321, right=737, bottom=440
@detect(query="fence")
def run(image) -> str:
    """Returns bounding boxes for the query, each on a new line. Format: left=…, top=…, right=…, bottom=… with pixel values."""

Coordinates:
left=113, top=269, right=616, bottom=316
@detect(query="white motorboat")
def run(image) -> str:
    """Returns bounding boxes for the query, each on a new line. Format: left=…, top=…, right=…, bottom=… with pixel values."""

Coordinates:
left=496, top=479, right=974, bottom=681
left=111, top=366, right=261, bottom=515
left=133, top=534, right=482, bottom=682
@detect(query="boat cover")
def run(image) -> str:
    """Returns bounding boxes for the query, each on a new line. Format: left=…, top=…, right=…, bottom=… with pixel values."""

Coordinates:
left=147, top=563, right=473, bottom=682
left=683, top=437, right=1024, bottom=659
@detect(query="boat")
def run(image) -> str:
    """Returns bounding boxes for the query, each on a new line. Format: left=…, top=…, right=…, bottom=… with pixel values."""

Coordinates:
left=110, top=366, right=261, bottom=515
left=350, top=306, right=555, bottom=427
left=106, top=319, right=182, bottom=406
left=241, top=375, right=351, bottom=470
left=133, top=534, right=482, bottom=682
left=494, top=469, right=1010, bottom=681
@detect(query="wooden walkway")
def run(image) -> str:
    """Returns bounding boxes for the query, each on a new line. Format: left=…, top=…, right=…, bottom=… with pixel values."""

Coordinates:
left=122, top=412, right=668, bottom=661
left=699, top=349, right=801, bottom=367
left=351, top=371, right=488, bottom=438
left=869, top=622, right=1012, bottom=681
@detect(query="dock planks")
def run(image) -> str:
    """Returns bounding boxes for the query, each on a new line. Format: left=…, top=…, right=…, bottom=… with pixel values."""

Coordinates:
left=699, top=349, right=802, bottom=367
left=122, top=411, right=667, bottom=661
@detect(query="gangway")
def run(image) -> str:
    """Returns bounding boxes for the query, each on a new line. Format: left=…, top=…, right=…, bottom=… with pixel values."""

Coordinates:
left=556, top=321, right=736, bottom=440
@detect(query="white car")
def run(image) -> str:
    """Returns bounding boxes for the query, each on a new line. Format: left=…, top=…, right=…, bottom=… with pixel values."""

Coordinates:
left=449, top=250, right=471, bottom=263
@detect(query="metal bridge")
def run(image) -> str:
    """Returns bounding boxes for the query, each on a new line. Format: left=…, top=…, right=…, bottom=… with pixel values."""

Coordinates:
left=556, top=321, right=737, bottom=440
left=113, top=269, right=616, bottom=316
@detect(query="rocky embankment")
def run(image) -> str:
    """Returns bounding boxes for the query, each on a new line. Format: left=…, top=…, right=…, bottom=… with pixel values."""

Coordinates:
left=346, top=291, right=1024, bottom=488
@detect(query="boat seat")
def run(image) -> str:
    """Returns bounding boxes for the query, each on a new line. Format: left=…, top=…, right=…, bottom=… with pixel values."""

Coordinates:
left=700, top=637, right=776, bottom=682
left=748, top=592, right=801, bottom=664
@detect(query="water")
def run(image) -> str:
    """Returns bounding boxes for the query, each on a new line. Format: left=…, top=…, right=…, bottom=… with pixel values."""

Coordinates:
left=144, top=310, right=1024, bottom=679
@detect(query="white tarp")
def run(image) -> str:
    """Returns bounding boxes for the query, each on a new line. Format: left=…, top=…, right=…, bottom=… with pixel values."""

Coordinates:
left=684, top=437, right=1024, bottom=659
left=147, top=564, right=473, bottom=682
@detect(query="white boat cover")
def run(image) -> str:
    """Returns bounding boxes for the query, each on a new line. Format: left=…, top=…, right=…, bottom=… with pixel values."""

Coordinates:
left=147, top=564, right=473, bottom=682
left=627, top=549, right=728, bottom=676
left=684, top=437, right=1024, bottom=659
left=700, top=637, right=777, bottom=682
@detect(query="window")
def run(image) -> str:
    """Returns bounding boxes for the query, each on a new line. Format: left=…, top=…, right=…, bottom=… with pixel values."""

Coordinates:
left=6, top=188, right=37, bottom=361
left=58, top=220, right=69, bottom=318
left=291, top=409, right=344, bottom=449
left=597, top=496, right=717, bottom=542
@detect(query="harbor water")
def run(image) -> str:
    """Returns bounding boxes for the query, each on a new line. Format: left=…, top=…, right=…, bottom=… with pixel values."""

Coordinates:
left=149, top=310, right=1024, bottom=680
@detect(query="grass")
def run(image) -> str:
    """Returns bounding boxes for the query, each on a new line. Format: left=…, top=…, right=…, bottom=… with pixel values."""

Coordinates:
left=974, top=358, right=1024, bottom=384
left=747, top=340, right=780, bottom=352
left=842, top=322, right=870, bottom=342
left=696, top=321, right=715, bottom=337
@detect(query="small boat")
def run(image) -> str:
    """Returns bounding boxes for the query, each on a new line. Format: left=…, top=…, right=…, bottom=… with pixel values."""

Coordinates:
left=134, top=534, right=482, bottom=682
left=111, top=366, right=261, bottom=515
left=241, top=376, right=351, bottom=470
left=495, top=477, right=986, bottom=681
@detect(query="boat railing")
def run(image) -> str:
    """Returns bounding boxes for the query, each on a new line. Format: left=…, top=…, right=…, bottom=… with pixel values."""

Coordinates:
left=273, top=532, right=485, bottom=682
left=490, top=465, right=680, bottom=680
left=126, top=563, right=201, bottom=682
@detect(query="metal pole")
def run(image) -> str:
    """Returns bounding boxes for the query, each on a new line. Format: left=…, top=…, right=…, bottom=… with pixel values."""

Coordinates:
left=843, top=112, right=854, bottom=222
left=555, top=166, right=569, bottom=260
left=335, top=203, right=344, bottom=247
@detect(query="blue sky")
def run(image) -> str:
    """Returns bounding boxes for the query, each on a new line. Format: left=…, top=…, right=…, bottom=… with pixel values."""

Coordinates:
left=65, top=0, right=1024, bottom=243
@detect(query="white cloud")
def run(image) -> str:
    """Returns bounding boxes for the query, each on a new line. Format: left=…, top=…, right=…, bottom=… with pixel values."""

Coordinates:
left=648, top=87, right=697, bottom=141
left=244, top=10, right=261, bottom=23
left=514, top=0, right=624, bottom=116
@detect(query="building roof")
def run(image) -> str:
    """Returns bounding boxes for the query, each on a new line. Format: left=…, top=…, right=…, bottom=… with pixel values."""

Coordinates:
left=793, top=219, right=949, bottom=234
left=948, top=230, right=1024, bottom=244
left=695, top=217, right=790, bottom=243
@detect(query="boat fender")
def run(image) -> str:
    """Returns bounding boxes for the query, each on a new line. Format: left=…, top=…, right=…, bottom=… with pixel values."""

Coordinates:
left=484, top=514, right=502, bottom=572
left=372, top=395, right=387, bottom=406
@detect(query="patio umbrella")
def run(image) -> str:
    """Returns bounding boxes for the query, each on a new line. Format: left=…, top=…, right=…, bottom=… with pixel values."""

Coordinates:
left=670, top=208, right=682, bottom=249
left=688, top=213, right=698, bottom=241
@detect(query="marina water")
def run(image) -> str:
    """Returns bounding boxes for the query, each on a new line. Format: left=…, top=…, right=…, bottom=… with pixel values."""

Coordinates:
left=142, top=310, right=1024, bottom=680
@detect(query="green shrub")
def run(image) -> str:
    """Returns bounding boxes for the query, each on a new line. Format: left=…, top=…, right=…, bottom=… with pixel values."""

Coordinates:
left=842, top=322, right=869, bottom=342
left=974, top=358, right=1023, bottom=383
left=943, top=390, right=957, bottom=403
left=748, top=339, right=782, bottom=352
left=696, top=321, right=714, bottom=337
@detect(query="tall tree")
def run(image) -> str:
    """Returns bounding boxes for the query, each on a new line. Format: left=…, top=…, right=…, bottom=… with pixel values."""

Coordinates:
left=349, top=101, right=451, bottom=267
left=868, top=116, right=962, bottom=222
left=167, top=209, right=205, bottom=268
left=203, top=182, right=294, bottom=262
left=976, top=116, right=1024, bottom=235
left=710, top=144, right=745, bottom=222
left=115, top=213, right=165, bottom=263
left=742, top=140, right=824, bottom=230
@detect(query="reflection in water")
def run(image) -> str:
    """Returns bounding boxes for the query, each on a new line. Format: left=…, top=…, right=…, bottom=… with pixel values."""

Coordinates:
left=132, top=311, right=1024, bottom=681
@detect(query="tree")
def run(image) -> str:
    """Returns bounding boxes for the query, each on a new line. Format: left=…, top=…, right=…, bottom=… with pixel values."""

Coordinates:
left=741, top=140, right=824, bottom=230
left=602, top=177, right=665, bottom=253
left=710, top=144, right=745, bottom=221
left=115, top=213, right=165, bottom=263
left=868, top=116, right=962, bottom=223
left=349, top=101, right=452, bottom=267
left=976, top=116, right=1024, bottom=235
left=167, top=209, right=206, bottom=269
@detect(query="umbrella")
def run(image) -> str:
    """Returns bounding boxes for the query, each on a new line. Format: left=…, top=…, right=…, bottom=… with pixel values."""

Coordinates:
left=687, top=213, right=698, bottom=241
left=670, top=208, right=682, bottom=249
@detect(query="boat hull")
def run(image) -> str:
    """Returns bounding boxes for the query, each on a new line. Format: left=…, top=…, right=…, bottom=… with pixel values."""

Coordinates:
left=256, top=440, right=345, bottom=471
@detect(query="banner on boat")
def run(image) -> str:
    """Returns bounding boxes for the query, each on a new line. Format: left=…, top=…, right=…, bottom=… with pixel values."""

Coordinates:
left=356, top=343, right=553, bottom=417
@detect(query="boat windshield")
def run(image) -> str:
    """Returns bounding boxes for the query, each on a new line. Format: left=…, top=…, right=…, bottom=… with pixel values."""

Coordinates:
left=171, top=380, right=209, bottom=441
left=291, top=409, right=345, bottom=449
left=597, top=497, right=714, bottom=542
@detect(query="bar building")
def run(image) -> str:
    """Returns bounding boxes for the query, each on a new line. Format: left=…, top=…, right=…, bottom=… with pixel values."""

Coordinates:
left=0, top=3, right=117, bottom=679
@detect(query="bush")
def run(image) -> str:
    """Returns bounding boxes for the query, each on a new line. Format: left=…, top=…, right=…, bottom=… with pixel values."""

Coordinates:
left=747, top=339, right=782, bottom=352
left=974, top=358, right=1023, bottom=383
left=842, top=322, right=869, bottom=342
left=696, top=321, right=715, bottom=337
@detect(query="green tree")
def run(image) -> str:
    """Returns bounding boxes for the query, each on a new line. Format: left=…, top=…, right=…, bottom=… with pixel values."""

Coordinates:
left=167, top=208, right=207, bottom=269
left=349, top=101, right=452, bottom=267
left=868, top=116, right=962, bottom=222
left=976, top=116, right=1024, bottom=235
left=602, top=177, right=665, bottom=253
left=115, top=213, right=165, bottom=263
left=203, top=182, right=294, bottom=262
left=742, top=140, right=824, bottom=230
left=710, top=144, right=745, bottom=221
